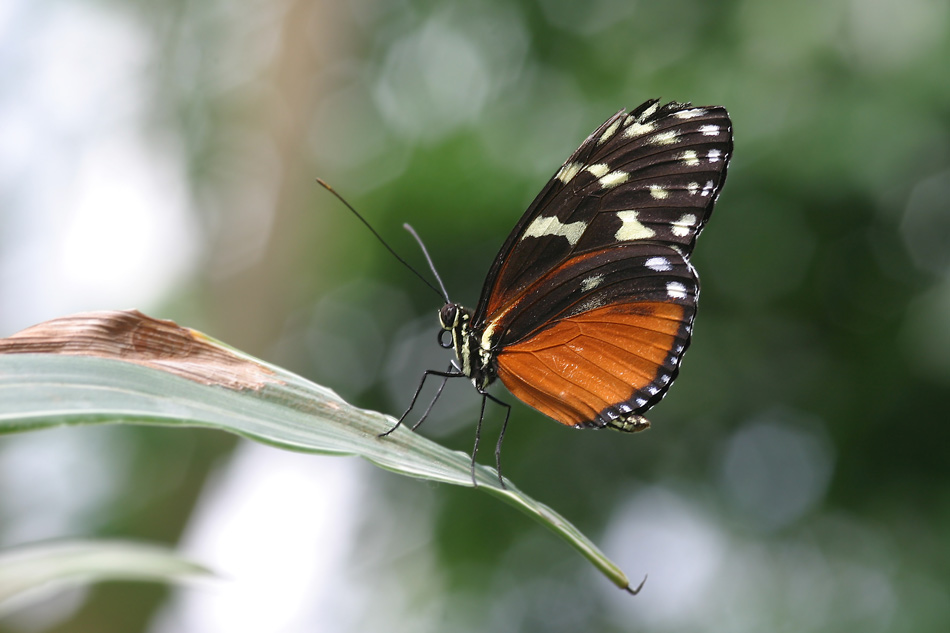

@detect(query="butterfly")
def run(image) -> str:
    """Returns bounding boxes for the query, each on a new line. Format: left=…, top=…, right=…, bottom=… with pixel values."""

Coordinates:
left=387, top=98, right=733, bottom=487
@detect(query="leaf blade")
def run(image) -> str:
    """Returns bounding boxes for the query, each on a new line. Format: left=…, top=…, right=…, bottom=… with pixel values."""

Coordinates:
left=0, top=540, right=210, bottom=616
left=0, top=349, right=635, bottom=592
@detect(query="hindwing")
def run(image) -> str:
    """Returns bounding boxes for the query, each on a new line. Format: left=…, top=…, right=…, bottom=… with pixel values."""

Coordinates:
left=486, top=243, right=698, bottom=429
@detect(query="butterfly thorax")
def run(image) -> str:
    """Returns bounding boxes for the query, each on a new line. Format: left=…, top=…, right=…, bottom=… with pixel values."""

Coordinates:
left=438, top=303, right=497, bottom=390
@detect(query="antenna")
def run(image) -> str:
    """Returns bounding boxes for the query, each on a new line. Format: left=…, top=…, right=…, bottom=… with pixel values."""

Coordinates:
left=317, top=179, right=447, bottom=302
left=402, top=223, right=450, bottom=302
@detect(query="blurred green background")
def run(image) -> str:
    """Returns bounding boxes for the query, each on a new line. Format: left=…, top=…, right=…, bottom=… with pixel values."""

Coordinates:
left=2, top=0, right=949, bottom=631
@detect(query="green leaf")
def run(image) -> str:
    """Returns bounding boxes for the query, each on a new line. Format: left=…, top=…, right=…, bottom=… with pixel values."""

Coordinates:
left=0, top=312, right=638, bottom=593
left=0, top=540, right=210, bottom=616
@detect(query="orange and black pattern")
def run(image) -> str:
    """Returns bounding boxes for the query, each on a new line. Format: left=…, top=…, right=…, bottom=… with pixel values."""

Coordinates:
left=451, top=99, right=733, bottom=431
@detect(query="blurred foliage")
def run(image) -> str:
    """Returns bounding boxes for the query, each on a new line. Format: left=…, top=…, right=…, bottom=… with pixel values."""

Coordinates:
left=2, top=0, right=950, bottom=630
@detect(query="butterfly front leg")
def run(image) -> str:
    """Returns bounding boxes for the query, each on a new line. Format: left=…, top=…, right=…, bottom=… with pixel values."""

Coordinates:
left=379, top=363, right=465, bottom=438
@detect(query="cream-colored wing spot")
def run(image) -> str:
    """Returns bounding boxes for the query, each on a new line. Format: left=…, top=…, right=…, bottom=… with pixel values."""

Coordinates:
left=615, top=211, right=656, bottom=241
left=521, top=215, right=587, bottom=246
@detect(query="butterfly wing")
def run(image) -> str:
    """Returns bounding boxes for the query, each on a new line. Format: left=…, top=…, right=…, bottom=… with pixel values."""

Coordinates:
left=491, top=242, right=698, bottom=430
left=473, top=99, right=732, bottom=325
left=475, top=99, right=733, bottom=430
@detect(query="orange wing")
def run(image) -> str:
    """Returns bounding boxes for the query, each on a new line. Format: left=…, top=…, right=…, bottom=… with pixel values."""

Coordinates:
left=495, top=301, right=688, bottom=428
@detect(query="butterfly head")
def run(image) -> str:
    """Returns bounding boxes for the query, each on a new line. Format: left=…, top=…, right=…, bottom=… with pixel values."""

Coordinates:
left=438, top=302, right=471, bottom=359
left=438, top=302, right=492, bottom=386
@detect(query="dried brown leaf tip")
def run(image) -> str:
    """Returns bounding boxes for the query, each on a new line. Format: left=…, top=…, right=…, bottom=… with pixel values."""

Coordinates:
left=0, top=310, right=281, bottom=391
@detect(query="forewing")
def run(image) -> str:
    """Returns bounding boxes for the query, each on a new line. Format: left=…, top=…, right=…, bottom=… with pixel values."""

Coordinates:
left=474, top=99, right=732, bottom=324
left=490, top=243, right=697, bottom=429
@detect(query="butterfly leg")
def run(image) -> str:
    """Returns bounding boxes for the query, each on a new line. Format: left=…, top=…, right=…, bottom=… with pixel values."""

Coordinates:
left=471, top=390, right=511, bottom=489
left=469, top=394, right=488, bottom=487
left=379, top=365, right=463, bottom=438
left=411, top=362, right=461, bottom=431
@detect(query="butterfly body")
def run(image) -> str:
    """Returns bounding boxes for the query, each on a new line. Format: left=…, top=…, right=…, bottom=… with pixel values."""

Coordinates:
left=435, top=99, right=732, bottom=435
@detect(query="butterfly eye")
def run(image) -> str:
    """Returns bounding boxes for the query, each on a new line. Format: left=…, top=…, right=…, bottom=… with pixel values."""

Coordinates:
left=438, top=328, right=453, bottom=349
left=438, top=304, right=459, bottom=329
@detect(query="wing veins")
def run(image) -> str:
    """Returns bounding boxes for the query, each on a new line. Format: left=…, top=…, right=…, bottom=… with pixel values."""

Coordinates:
left=517, top=326, right=686, bottom=357
left=528, top=346, right=642, bottom=402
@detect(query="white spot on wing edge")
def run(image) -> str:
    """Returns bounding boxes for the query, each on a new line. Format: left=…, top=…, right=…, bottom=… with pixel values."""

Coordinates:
left=708, top=149, right=722, bottom=163
left=671, top=213, right=698, bottom=237
left=701, top=180, right=715, bottom=196
left=666, top=281, right=688, bottom=299
left=598, top=118, right=622, bottom=144
left=649, top=185, right=669, bottom=199
left=556, top=161, right=582, bottom=183
left=637, top=101, right=660, bottom=120
left=699, top=124, right=720, bottom=136
left=645, top=257, right=672, bottom=272
left=615, top=210, right=656, bottom=241
left=521, top=215, right=587, bottom=246
left=687, top=182, right=700, bottom=195
left=622, top=121, right=656, bottom=139
left=675, top=108, right=706, bottom=119
left=586, top=163, right=610, bottom=178
left=599, top=170, right=629, bottom=189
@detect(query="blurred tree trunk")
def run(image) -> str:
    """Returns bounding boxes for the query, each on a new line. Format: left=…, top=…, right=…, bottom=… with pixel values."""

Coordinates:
left=204, top=0, right=342, bottom=357
left=34, top=2, right=346, bottom=633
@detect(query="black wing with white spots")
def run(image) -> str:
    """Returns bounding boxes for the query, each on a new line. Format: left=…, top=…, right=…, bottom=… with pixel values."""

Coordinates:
left=472, top=99, right=733, bottom=326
